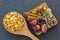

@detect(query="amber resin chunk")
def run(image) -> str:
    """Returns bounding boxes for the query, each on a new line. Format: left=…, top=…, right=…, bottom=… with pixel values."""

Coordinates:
left=24, top=2, right=58, bottom=35
left=3, top=12, right=25, bottom=32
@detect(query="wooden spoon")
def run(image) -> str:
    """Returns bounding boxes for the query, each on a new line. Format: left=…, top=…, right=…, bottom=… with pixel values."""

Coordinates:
left=3, top=12, right=39, bottom=40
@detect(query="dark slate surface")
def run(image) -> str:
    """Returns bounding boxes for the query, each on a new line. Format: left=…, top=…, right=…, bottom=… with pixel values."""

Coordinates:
left=0, top=0, right=60, bottom=40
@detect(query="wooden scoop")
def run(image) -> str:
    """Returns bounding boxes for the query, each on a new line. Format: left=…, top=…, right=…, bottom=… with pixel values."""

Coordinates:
left=3, top=12, right=39, bottom=40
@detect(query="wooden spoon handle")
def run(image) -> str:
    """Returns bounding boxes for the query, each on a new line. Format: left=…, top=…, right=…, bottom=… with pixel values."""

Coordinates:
left=22, top=18, right=39, bottom=40
left=27, top=33, right=39, bottom=40
left=23, top=30, right=39, bottom=40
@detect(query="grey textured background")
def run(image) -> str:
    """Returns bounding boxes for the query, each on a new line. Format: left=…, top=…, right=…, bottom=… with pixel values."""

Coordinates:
left=0, top=0, right=60, bottom=40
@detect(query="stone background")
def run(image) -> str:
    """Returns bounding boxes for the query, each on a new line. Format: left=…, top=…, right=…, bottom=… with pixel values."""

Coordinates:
left=0, top=0, right=60, bottom=40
